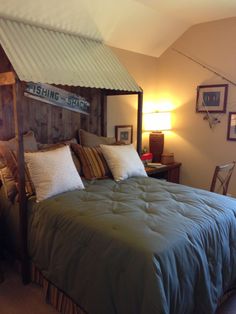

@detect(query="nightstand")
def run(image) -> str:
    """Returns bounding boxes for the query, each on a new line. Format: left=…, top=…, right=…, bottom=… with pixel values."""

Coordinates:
left=145, top=162, right=182, bottom=183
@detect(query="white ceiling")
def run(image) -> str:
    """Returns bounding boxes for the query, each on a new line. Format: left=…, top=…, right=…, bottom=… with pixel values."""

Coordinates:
left=0, top=0, right=235, bottom=57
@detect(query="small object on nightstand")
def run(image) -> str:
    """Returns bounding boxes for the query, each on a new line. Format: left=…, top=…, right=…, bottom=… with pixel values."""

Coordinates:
left=161, top=153, right=174, bottom=165
left=141, top=152, right=153, bottom=165
left=147, top=162, right=165, bottom=168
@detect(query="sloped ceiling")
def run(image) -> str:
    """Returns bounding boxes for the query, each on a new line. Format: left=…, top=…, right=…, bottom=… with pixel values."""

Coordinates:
left=0, top=0, right=236, bottom=57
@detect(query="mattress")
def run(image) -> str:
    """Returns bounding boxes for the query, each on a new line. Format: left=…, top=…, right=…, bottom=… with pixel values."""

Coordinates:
left=3, top=177, right=236, bottom=313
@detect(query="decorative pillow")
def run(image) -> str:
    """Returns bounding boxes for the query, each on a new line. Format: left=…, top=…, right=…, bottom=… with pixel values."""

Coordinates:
left=71, top=144, right=110, bottom=179
left=0, top=144, right=18, bottom=179
left=25, top=145, right=84, bottom=202
left=0, top=167, right=18, bottom=201
left=100, top=144, right=147, bottom=181
left=37, top=141, right=82, bottom=175
left=79, top=129, right=116, bottom=147
left=0, top=130, right=38, bottom=169
left=0, top=148, right=35, bottom=198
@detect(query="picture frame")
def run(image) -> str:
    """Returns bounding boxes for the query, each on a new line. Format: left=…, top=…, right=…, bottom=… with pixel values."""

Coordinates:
left=227, top=112, right=236, bottom=141
left=115, top=125, right=133, bottom=144
left=196, top=84, right=228, bottom=113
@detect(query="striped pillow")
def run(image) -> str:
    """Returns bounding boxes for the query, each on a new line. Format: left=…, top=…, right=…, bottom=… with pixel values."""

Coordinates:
left=71, top=144, right=111, bottom=179
left=0, top=167, right=18, bottom=201
left=0, top=145, right=35, bottom=199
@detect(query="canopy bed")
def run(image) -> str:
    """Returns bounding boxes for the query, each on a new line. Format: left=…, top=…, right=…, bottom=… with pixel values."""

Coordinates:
left=0, top=17, right=236, bottom=314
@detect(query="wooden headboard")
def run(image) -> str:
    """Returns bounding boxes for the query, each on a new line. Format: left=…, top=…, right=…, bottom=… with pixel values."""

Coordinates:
left=0, top=46, right=106, bottom=142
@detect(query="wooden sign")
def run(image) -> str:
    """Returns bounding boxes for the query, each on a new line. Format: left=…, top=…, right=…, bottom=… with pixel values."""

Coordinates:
left=24, top=83, right=90, bottom=115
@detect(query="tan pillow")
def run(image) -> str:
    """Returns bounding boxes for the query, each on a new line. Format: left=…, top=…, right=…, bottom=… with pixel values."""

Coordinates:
left=79, top=129, right=116, bottom=147
left=0, top=130, right=38, bottom=169
left=37, top=137, right=77, bottom=150
left=8, top=130, right=38, bottom=152
left=71, top=144, right=110, bottom=179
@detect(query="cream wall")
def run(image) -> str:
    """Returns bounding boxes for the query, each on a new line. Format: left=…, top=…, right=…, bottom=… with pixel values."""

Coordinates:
left=107, top=46, right=159, bottom=147
left=157, top=17, right=236, bottom=196
left=109, top=17, right=236, bottom=196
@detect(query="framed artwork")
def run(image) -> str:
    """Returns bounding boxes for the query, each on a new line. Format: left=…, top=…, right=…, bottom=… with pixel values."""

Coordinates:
left=227, top=112, right=236, bottom=141
left=115, top=125, right=133, bottom=144
left=196, top=84, right=228, bottom=113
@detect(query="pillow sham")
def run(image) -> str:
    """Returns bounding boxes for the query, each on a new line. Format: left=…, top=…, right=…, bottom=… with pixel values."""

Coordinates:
left=71, top=144, right=110, bottom=179
left=79, top=129, right=116, bottom=147
left=100, top=144, right=147, bottom=181
left=37, top=141, right=82, bottom=175
left=25, top=145, right=84, bottom=202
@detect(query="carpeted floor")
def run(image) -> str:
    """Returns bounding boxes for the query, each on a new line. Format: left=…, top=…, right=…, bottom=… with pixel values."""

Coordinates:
left=1, top=262, right=236, bottom=314
left=0, top=264, right=58, bottom=314
left=216, top=294, right=236, bottom=314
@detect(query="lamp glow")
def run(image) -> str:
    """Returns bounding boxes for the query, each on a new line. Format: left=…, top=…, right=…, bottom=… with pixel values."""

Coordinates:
left=143, top=112, right=171, bottom=132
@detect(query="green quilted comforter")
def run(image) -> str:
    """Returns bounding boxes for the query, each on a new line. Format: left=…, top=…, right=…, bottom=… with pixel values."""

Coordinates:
left=28, top=177, right=236, bottom=314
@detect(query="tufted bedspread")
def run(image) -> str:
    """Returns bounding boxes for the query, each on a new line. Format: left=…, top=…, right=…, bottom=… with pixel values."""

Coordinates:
left=28, top=177, right=236, bottom=314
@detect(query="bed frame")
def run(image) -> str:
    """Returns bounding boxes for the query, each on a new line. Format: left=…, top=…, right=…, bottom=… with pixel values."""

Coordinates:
left=0, top=46, right=143, bottom=284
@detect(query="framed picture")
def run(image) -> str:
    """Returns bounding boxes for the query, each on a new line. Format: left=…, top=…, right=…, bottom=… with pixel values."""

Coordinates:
left=115, top=125, right=133, bottom=144
left=196, top=84, right=228, bottom=113
left=227, top=112, right=236, bottom=141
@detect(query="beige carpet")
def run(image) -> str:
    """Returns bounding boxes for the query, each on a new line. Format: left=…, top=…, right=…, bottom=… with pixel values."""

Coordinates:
left=0, top=264, right=58, bottom=314
left=1, top=262, right=236, bottom=314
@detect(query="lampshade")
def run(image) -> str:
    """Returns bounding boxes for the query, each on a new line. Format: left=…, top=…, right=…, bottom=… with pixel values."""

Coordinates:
left=143, top=112, right=171, bottom=132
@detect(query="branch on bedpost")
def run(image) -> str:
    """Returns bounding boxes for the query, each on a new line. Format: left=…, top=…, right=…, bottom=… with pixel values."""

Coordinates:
left=13, top=78, right=30, bottom=284
left=137, top=91, right=143, bottom=155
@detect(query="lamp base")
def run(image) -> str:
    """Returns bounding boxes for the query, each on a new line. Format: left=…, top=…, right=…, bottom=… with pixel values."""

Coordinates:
left=149, top=132, right=164, bottom=162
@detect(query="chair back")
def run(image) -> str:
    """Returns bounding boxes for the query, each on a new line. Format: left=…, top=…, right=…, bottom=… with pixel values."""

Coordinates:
left=210, top=161, right=235, bottom=195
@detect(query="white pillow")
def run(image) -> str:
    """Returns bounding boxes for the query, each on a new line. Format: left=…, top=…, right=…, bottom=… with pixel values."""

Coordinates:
left=25, top=145, right=84, bottom=202
left=100, top=144, right=147, bottom=181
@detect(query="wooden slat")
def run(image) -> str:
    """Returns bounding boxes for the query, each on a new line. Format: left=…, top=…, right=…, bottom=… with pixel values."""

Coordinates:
left=0, top=71, right=15, bottom=86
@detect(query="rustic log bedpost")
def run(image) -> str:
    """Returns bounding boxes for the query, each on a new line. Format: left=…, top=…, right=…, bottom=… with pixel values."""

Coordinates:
left=100, top=91, right=107, bottom=137
left=0, top=72, right=29, bottom=284
left=137, top=91, right=143, bottom=156
left=12, top=78, right=29, bottom=284
left=0, top=72, right=29, bottom=283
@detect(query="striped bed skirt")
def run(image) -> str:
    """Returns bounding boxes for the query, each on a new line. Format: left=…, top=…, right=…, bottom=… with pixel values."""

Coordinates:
left=31, top=264, right=87, bottom=314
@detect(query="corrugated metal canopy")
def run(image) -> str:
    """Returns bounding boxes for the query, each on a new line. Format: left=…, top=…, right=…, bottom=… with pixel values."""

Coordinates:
left=0, top=17, right=141, bottom=92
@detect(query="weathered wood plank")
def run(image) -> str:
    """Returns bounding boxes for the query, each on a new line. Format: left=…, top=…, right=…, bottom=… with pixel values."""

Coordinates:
left=0, top=71, right=15, bottom=86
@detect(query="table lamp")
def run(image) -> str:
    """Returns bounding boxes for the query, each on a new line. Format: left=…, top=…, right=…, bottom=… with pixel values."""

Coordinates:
left=143, top=112, right=171, bottom=162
